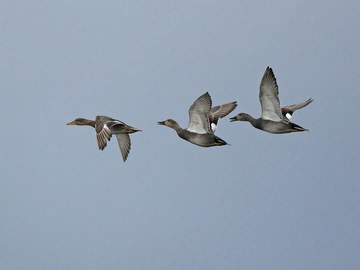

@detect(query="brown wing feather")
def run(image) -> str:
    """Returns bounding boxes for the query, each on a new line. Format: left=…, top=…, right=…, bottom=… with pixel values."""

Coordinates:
left=95, top=116, right=112, bottom=150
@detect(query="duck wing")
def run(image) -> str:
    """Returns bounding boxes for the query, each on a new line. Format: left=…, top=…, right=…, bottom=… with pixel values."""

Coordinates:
left=209, top=101, right=237, bottom=132
left=115, top=133, right=131, bottom=162
left=281, top=98, right=313, bottom=119
left=187, top=92, right=212, bottom=134
left=209, top=102, right=237, bottom=120
left=259, top=67, right=283, bottom=122
left=95, top=116, right=113, bottom=150
left=95, top=116, right=131, bottom=150
left=105, top=119, right=129, bottom=133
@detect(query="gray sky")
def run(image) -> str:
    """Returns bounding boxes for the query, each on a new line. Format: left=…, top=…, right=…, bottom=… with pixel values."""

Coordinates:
left=1, top=0, right=359, bottom=269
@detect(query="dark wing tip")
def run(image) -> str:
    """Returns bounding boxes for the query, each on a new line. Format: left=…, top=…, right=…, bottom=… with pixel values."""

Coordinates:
left=203, top=91, right=211, bottom=100
left=265, top=66, right=275, bottom=77
left=200, top=91, right=211, bottom=100
left=261, top=66, right=278, bottom=91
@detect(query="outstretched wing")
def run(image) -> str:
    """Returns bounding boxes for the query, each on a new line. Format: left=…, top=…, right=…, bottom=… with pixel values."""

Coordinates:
left=259, top=67, right=283, bottom=122
left=115, top=133, right=131, bottom=162
left=281, top=98, right=313, bottom=119
left=209, top=101, right=237, bottom=132
left=187, top=92, right=212, bottom=134
left=209, top=101, right=237, bottom=120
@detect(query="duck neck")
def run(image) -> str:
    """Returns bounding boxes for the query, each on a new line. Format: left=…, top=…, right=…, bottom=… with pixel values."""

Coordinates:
left=244, top=114, right=257, bottom=127
left=171, top=123, right=182, bottom=133
left=81, top=119, right=96, bottom=127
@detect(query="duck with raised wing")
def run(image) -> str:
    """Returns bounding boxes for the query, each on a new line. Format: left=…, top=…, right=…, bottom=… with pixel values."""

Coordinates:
left=158, top=92, right=236, bottom=147
left=66, top=116, right=141, bottom=161
left=230, top=67, right=311, bottom=134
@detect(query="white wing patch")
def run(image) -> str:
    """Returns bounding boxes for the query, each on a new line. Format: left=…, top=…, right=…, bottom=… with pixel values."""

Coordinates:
left=103, top=124, right=111, bottom=133
left=285, top=113, right=292, bottom=120
left=211, top=123, right=217, bottom=132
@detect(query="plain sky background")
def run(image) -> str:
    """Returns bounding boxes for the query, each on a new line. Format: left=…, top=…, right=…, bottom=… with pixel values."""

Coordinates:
left=1, top=0, right=359, bottom=269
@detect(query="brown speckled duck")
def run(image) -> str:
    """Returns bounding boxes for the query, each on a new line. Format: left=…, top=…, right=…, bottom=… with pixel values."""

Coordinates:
left=67, top=116, right=141, bottom=161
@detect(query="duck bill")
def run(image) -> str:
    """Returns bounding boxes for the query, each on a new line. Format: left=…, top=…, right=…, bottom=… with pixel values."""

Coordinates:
left=66, top=121, right=75, bottom=125
left=157, top=121, right=166, bottom=125
left=229, top=117, right=237, bottom=122
left=131, top=127, right=142, bottom=133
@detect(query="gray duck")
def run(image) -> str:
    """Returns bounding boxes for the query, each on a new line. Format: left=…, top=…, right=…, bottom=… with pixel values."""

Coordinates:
left=158, top=92, right=236, bottom=147
left=230, top=67, right=311, bottom=134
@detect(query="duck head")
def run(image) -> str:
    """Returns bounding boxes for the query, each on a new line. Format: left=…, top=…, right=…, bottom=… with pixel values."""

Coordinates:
left=157, top=119, right=180, bottom=131
left=229, top=113, right=252, bottom=122
left=66, top=118, right=95, bottom=127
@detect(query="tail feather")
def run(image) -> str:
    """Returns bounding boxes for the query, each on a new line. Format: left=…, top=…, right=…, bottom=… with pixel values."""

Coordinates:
left=291, top=123, right=308, bottom=132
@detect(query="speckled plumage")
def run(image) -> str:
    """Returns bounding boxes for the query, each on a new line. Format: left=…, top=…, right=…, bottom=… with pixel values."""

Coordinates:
left=67, top=116, right=141, bottom=161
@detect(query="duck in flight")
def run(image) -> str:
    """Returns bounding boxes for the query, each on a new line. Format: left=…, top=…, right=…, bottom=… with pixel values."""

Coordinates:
left=66, top=116, right=141, bottom=161
left=230, top=67, right=312, bottom=134
left=158, top=92, right=236, bottom=147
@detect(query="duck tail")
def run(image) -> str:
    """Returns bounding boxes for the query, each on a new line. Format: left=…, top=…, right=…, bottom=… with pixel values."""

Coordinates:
left=214, top=137, right=229, bottom=146
left=291, top=123, right=308, bottom=132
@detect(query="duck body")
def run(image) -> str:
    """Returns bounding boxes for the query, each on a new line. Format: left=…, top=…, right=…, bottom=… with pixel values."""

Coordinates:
left=158, top=119, right=227, bottom=147
left=252, top=119, right=307, bottom=134
left=230, top=113, right=307, bottom=134
left=177, top=128, right=227, bottom=147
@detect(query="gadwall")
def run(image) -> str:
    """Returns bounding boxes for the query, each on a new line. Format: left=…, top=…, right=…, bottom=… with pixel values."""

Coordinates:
left=67, top=116, right=141, bottom=161
left=230, top=67, right=311, bottom=134
left=158, top=92, right=236, bottom=147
